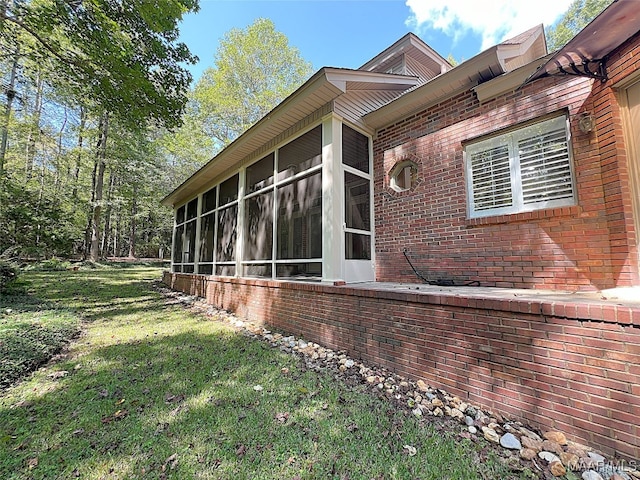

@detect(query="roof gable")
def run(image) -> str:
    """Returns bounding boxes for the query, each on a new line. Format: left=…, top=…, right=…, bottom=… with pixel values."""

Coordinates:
left=163, top=25, right=550, bottom=206
left=359, top=33, right=452, bottom=84
left=363, top=25, right=547, bottom=129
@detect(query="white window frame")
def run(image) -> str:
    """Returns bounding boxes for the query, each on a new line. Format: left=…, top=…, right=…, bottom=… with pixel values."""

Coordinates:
left=465, top=115, right=577, bottom=219
left=239, top=124, right=324, bottom=280
left=172, top=197, right=199, bottom=274
left=172, top=118, right=374, bottom=283
left=389, top=160, right=418, bottom=193
left=342, top=123, right=374, bottom=275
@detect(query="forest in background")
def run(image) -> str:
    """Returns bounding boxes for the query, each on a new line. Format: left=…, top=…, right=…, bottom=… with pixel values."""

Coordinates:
left=0, top=0, right=311, bottom=262
left=0, top=0, right=611, bottom=263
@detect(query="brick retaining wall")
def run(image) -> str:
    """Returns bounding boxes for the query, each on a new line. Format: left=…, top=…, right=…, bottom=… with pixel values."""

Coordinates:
left=163, top=272, right=640, bottom=459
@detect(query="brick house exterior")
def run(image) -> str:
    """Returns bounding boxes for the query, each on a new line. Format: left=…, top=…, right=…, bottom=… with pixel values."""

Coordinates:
left=163, top=3, right=640, bottom=460
left=371, top=32, right=640, bottom=291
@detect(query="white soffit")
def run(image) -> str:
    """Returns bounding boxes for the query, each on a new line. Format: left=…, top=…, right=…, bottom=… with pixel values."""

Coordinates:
left=363, top=48, right=504, bottom=130
left=162, top=68, right=418, bottom=207
left=497, top=25, right=547, bottom=72
left=473, top=56, right=551, bottom=104
left=363, top=25, right=546, bottom=130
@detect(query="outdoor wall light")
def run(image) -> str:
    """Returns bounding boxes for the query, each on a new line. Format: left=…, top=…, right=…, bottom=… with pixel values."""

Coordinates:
left=577, top=111, right=596, bottom=133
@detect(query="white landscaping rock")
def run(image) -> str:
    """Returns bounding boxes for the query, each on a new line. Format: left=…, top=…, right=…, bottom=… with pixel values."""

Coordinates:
left=582, top=471, right=605, bottom=480
left=499, top=432, right=522, bottom=450
left=588, top=452, right=606, bottom=464
left=538, top=451, right=561, bottom=464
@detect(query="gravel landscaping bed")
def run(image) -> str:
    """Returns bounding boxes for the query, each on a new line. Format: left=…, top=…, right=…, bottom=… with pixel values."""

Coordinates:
left=156, top=282, right=639, bottom=480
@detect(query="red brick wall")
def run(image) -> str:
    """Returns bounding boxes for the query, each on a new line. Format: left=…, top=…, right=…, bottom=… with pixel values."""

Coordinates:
left=163, top=271, right=640, bottom=459
left=373, top=34, right=640, bottom=291
left=164, top=273, right=208, bottom=298
left=589, top=32, right=640, bottom=289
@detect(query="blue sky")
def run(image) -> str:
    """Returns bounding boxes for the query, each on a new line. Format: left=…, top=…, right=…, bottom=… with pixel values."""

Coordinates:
left=178, top=0, right=574, bottom=84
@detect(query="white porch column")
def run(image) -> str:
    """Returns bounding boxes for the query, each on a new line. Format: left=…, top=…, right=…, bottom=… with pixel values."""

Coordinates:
left=322, top=114, right=344, bottom=283
left=170, top=211, right=177, bottom=273
left=193, top=194, right=203, bottom=274
left=235, top=168, right=246, bottom=277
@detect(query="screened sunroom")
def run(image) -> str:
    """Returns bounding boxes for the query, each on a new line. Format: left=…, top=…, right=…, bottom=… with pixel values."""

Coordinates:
left=163, top=36, right=450, bottom=283
left=170, top=119, right=373, bottom=282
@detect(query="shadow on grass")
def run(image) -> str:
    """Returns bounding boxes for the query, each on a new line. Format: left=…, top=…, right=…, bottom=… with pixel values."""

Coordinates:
left=0, top=327, right=510, bottom=480
left=15, top=268, right=168, bottom=322
left=0, top=332, right=424, bottom=478
left=0, top=268, right=516, bottom=479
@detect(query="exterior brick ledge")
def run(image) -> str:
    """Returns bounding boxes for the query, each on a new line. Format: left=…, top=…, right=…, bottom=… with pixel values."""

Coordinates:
left=163, top=272, right=640, bottom=326
left=465, top=205, right=583, bottom=227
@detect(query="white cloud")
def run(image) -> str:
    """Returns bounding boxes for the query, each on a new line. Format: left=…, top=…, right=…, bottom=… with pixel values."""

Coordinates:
left=405, top=0, right=574, bottom=52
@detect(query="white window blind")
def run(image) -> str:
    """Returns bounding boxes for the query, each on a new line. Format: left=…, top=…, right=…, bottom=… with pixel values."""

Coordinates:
left=466, top=116, right=575, bottom=218
left=518, top=126, right=573, bottom=205
left=470, top=144, right=512, bottom=211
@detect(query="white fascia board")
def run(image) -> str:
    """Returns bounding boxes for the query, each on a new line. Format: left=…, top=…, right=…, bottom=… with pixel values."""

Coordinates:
left=473, top=57, right=549, bottom=104
left=359, top=33, right=450, bottom=73
left=363, top=47, right=502, bottom=130
left=324, top=68, right=420, bottom=91
left=496, top=25, right=544, bottom=71
left=162, top=68, right=343, bottom=207
left=162, top=69, right=419, bottom=208
left=496, top=44, right=524, bottom=70
left=359, top=33, right=413, bottom=71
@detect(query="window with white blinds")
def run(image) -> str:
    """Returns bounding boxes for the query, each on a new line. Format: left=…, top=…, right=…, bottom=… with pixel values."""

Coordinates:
left=465, top=116, right=576, bottom=218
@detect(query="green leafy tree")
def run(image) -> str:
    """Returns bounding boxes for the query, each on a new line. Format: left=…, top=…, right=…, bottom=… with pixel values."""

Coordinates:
left=0, top=176, right=78, bottom=258
left=100, top=121, right=166, bottom=259
left=545, top=0, right=614, bottom=52
left=192, top=18, right=313, bottom=150
left=154, top=104, right=215, bottom=191
left=1, top=0, right=198, bottom=131
left=0, top=0, right=200, bottom=261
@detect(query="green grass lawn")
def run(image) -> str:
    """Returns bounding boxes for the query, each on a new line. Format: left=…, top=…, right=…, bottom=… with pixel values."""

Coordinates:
left=0, top=266, right=525, bottom=479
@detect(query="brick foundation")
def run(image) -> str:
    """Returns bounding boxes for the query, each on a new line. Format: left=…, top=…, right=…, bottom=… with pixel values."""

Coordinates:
left=163, top=271, right=640, bottom=460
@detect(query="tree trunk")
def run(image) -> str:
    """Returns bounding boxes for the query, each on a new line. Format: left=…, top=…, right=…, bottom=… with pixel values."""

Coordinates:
left=25, top=71, right=44, bottom=182
left=0, top=47, right=19, bottom=177
left=54, top=106, right=68, bottom=192
left=72, top=106, right=86, bottom=199
left=83, top=155, right=98, bottom=260
left=101, top=172, right=116, bottom=258
left=128, top=187, right=137, bottom=258
left=89, top=112, right=108, bottom=262
left=143, top=213, right=151, bottom=257
left=114, top=207, right=120, bottom=257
